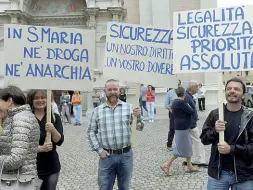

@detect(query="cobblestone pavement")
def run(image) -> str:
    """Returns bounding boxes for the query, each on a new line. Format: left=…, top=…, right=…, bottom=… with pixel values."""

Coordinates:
left=56, top=105, right=217, bottom=190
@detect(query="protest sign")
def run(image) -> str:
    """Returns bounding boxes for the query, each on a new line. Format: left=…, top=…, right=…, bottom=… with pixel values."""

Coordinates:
left=104, top=22, right=178, bottom=88
left=173, top=6, right=253, bottom=143
left=4, top=24, right=95, bottom=142
left=173, top=5, right=253, bottom=73
left=4, top=24, right=95, bottom=91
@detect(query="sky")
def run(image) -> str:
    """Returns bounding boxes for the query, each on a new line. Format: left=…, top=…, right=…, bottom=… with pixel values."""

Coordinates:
left=218, top=0, right=253, bottom=7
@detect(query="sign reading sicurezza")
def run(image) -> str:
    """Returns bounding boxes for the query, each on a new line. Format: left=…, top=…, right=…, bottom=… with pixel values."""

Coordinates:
left=173, top=6, right=253, bottom=73
left=104, top=22, right=178, bottom=88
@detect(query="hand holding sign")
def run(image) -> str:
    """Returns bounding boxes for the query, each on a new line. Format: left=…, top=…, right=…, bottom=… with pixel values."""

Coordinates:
left=133, top=106, right=141, bottom=117
left=215, top=120, right=227, bottom=133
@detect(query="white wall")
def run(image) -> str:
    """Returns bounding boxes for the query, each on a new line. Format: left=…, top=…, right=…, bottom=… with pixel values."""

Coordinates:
left=151, top=0, right=170, bottom=27
left=0, top=1, right=10, bottom=12
left=139, top=0, right=152, bottom=25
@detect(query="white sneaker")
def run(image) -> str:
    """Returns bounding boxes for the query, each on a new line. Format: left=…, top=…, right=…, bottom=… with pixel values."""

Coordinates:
left=149, top=120, right=152, bottom=122
left=151, top=120, right=154, bottom=123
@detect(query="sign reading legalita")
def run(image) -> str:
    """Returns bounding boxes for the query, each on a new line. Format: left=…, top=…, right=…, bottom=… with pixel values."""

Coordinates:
left=173, top=6, right=253, bottom=73
left=4, top=24, right=95, bottom=91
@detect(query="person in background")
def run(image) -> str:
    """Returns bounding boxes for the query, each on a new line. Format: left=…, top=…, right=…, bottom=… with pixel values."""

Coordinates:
left=92, top=89, right=100, bottom=108
left=119, top=88, right=127, bottom=102
left=72, top=90, right=82, bottom=126
left=183, top=80, right=207, bottom=167
left=87, top=79, right=144, bottom=190
left=60, top=91, right=71, bottom=124
left=198, top=84, right=206, bottom=111
left=66, top=92, right=72, bottom=116
left=146, top=85, right=155, bottom=123
left=140, top=84, right=148, bottom=116
left=200, top=78, right=253, bottom=190
left=164, top=80, right=181, bottom=151
left=27, top=89, right=64, bottom=190
left=161, top=87, right=200, bottom=176
left=100, top=91, right=107, bottom=104
left=0, top=86, right=40, bottom=187
left=52, top=93, right=60, bottom=115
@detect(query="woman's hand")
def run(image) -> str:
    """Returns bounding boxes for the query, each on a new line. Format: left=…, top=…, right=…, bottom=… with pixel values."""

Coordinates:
left=45, top=123, right=56, bottom=133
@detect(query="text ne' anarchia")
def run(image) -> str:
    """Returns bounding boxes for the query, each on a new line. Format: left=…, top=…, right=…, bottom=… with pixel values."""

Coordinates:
left=24, top=64, right=91, bottom=80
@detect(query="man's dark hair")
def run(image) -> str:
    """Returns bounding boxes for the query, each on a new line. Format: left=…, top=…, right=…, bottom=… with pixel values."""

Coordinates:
left=0, top=85, right=26, bottom=105
left=175, top=87, right=185, bottom=97
left=225, top=78, right=246, bottom=94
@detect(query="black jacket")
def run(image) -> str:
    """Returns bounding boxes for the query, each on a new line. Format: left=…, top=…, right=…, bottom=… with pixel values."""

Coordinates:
left=200, top=105, right=253, bottom=183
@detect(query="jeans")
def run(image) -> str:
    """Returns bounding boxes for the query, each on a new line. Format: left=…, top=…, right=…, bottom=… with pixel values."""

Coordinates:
left=207, top=170, right=253, bottom=190
left=73, top=105, right=81, bottom=124
left=140, top=100, right=148, bottom=116
left=61, top=104, right=71, bottom=123
left=167, top=112, right=175, bottom=148
left=98, top=149, right=133, bottom=190
left=189, top=127, right=206, bottom=164
left=39, top=172, right=60, bottom=190
left=146, top=102, right=155, bottom=120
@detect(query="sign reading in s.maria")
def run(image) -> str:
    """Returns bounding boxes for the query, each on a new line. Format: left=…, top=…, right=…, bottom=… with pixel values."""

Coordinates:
left=173, top=6, right=253, bottom=73
left=4, top=24, right=95, bottom=91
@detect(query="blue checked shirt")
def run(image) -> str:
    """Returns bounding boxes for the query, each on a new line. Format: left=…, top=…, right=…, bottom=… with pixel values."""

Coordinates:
left=87, top=100, right=144, bottom=154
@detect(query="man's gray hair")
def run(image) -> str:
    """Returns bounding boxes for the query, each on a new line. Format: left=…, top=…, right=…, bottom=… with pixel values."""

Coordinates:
left=187, top=80, right=198, bottom=90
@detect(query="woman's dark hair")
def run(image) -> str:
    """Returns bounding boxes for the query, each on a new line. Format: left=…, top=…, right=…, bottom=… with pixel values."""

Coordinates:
left=0, top=85, right=26, bottom=105
left=26, top=89, right=47, bottom=109
left=225, top=77, right=246, bottom=94
left=175, top=87, right=185, bottom=97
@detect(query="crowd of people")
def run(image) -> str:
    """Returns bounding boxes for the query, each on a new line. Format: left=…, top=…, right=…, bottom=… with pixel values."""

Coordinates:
left=0, top=77, right=252, bottom=190
left=86, top=78, right=252, bottom=190
left=0, top=87, right=64, bottom=190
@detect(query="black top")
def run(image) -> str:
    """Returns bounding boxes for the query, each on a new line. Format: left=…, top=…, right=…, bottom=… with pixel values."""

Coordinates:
left=119, top=94, right=126, bottom=102
left=221, top=107, right=242, bottom=172
left=172, top=99, right=195, bottom=130
left=36, top=113, right=64, bottom=176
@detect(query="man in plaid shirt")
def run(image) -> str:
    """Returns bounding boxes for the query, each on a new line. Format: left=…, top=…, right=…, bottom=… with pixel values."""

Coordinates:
left=87, top=79, right=144, bottom=190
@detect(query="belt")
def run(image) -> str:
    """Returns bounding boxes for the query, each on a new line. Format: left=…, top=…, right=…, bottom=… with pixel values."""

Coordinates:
left=104, top=145, right=131, bottom=155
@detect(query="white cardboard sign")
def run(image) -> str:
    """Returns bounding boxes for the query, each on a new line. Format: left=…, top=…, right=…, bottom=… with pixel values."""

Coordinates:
left=104, top=22, right=178, bottom=88
left=4, top=24, right=95, bottom=91
left=173, top=6, right=253, bottom=73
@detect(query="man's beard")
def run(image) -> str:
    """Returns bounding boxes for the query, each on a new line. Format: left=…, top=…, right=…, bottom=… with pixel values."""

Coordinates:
left=226, top=94, right=241, bottom=103
left=107, top=94, right=119, bottom=103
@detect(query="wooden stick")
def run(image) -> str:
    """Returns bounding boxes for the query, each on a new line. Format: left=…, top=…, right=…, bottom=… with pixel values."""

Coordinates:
left=46, top=90, right=52, bottom=143
left=218, top=72, right=224, bottom=143
left=131, top=83, right=141, bottom=146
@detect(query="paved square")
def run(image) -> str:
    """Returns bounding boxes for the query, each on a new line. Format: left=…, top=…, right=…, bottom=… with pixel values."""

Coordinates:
left=56, top=106, right=216, bottom=190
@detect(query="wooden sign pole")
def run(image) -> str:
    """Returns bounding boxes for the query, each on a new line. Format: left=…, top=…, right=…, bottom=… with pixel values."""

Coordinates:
left=46, top=90, right=52, bottom=143
left=131, top=83, right=141, bottom=146
left=218, top=72, right=225, bottom=143
left=0, top=118, right=2, bottom=135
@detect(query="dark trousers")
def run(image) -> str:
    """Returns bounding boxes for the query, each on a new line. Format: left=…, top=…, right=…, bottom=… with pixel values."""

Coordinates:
left=39, top=172, right=60, bottom=190
left=167, top=112, right=175, bottom=147
left=140, top=100, right=148, bottom=116
left=198, top=98, right=205, bottom=111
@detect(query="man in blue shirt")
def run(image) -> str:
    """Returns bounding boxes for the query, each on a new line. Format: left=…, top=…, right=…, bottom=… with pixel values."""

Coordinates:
left=184, top=80, right=207, bottom=167
left=164, top=80, right=181, bottom=150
